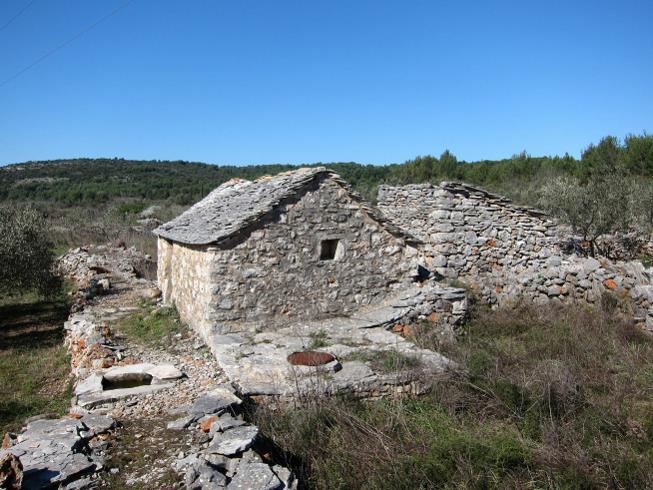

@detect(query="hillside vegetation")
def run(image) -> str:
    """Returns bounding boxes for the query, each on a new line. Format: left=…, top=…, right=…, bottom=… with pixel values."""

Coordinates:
left=2, top=133, right=652, bottom=206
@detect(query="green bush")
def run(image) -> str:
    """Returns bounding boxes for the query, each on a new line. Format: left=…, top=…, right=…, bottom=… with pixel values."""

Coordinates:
left=0, top=206, right=60, bottom=296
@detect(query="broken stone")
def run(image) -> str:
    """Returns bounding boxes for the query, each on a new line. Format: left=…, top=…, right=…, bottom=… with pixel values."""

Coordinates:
left=186, top=461, right=228, bottom=489
left=207, top=425, right=259, bottom=456
left=199, top=415, right=219, bottom=432
left=64, top=476, right=96, bottom=489
left=603, top=278, right=618, bottom=290
left=227, top=462, right=282, bottom=490
left=75, top=373, right=104, bottom=396
left=272, top=464, right=297, bottom=489
left=81, top=414, right=116, bottom=435
left=148, top=363, right=184, bottom=380
left=0, top=451, right=22, bottom=490
left=190, top=387, right=242, bottom=417
left=210, top=414, right=247, bottom=435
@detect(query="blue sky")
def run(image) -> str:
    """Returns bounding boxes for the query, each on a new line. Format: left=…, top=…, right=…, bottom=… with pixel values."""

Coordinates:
left=1, top=0, right=651, bottom=165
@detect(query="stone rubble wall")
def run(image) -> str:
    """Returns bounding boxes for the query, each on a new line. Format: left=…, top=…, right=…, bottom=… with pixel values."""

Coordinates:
left=13, top=245, right=298, bottom=489
left=378, top=182, right=560, bottom=279
left=59, top=244, right=153, bottom=290
left=378, top=182, right=653, bottom=331
left=0, top=246, right=145, bottom=489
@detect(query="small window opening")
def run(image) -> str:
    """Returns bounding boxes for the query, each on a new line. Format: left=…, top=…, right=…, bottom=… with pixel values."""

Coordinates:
left=320, top=239, right=341, bottom=261
left=415, top=264, right=431, bottom=283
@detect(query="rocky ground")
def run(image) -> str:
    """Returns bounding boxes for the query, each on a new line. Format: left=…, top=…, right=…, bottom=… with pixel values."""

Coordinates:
left=2, top=246, right=295, bottom=489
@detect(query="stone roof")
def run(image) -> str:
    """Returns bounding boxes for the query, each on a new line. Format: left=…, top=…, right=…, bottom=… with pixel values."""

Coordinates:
left=154, top=167, right=420, bottom=246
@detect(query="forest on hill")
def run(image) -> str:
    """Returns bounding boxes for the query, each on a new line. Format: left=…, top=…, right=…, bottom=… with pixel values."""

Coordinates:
left=2, top=133, right=652, bottom=206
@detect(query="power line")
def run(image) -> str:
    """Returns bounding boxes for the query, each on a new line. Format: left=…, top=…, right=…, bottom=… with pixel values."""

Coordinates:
left=0, top=0, right=135, bottom=88
left=0, top=0, right=37, bottom=32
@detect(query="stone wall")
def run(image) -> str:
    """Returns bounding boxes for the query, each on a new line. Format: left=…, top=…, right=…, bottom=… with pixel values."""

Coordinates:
left=158, top=238, right=216, bottom=334
left=378, top=182, right=560, bottom=280
left=378, top=182, right=653, bottom=331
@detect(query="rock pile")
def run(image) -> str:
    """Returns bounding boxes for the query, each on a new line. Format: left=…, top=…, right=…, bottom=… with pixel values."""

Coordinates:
left=58, top=245, right=156, bottom=292
left=0, top=414, right=116, bottom=489
left=169, top=387, right=296, bottom=489
left=58, top=244, right=297, bottom=488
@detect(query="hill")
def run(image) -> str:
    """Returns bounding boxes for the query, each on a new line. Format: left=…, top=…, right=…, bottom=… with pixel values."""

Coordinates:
left=2, top=133, right=651, bottom=207
left=0, top=158, right=398, bottom=205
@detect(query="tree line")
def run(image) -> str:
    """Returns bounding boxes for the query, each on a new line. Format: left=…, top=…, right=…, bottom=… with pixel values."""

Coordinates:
left=1, top=133, right=651, bottom=207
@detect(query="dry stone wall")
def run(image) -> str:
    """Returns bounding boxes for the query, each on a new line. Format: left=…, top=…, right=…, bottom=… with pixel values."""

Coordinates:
left=378, top=182, right=653, bottom=331
left=378, top=182, right=560, bottom=279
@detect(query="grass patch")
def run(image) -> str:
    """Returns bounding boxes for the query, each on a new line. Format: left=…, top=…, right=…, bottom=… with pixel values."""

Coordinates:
left=638, top=253, right=653, bottom=268
left=252, top=303, right=653, bottom=489
left=253, top=396, right=533, bottom=489
left=0, top=288, right=73, bottom=434
left=307, top=329, right=329, bottom=349
left=343, top=349, right=421, bottom=373
left=117, top=299, right=183, bottom=346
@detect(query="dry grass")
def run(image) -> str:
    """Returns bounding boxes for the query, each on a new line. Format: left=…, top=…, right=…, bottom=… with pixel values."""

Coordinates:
left=41, top=200, right=188, bottom=260
left=252, top=301, right=653, bottom=489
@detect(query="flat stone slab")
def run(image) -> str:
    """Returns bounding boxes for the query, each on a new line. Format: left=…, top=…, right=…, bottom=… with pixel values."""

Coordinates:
left=190, top=387, right=242, bottom=418
left=3, top=415, right=115, bottom=489
left=227, top=462, right=283, bottom=490
left=77, top=382, right=176, bottom=408
left=80, top=414, right=116, bottom=435
left=102, top=362, right=183, bottom=382
left=74, top=373, right=104, bottom=396
left=167, top=415, right=195, bottom=430
left=210, top=309, right=456, bottom=400
left=207, top=426, right=259, bottom=456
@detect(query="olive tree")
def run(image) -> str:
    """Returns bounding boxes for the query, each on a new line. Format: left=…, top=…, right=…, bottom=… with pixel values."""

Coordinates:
left=540, top=173, right=639, bottom=257
left=0, top=206, right=60, bottom=296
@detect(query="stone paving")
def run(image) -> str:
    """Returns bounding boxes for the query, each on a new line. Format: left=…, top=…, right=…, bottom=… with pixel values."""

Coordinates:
left=209, top=284, right=466, bottom=402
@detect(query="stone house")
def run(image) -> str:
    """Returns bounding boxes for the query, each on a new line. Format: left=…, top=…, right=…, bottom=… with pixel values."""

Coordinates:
left=154, top=167, right=422, bottom=339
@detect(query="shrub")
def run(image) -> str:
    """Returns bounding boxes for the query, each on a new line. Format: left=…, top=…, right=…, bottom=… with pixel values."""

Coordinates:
left=540, top=173, right=639, bottom=256
left=0, top=206, right=60, bottom=297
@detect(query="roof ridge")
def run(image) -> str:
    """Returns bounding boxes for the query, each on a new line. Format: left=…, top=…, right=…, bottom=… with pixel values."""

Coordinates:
left=154, top=166, right=420, bottom=246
